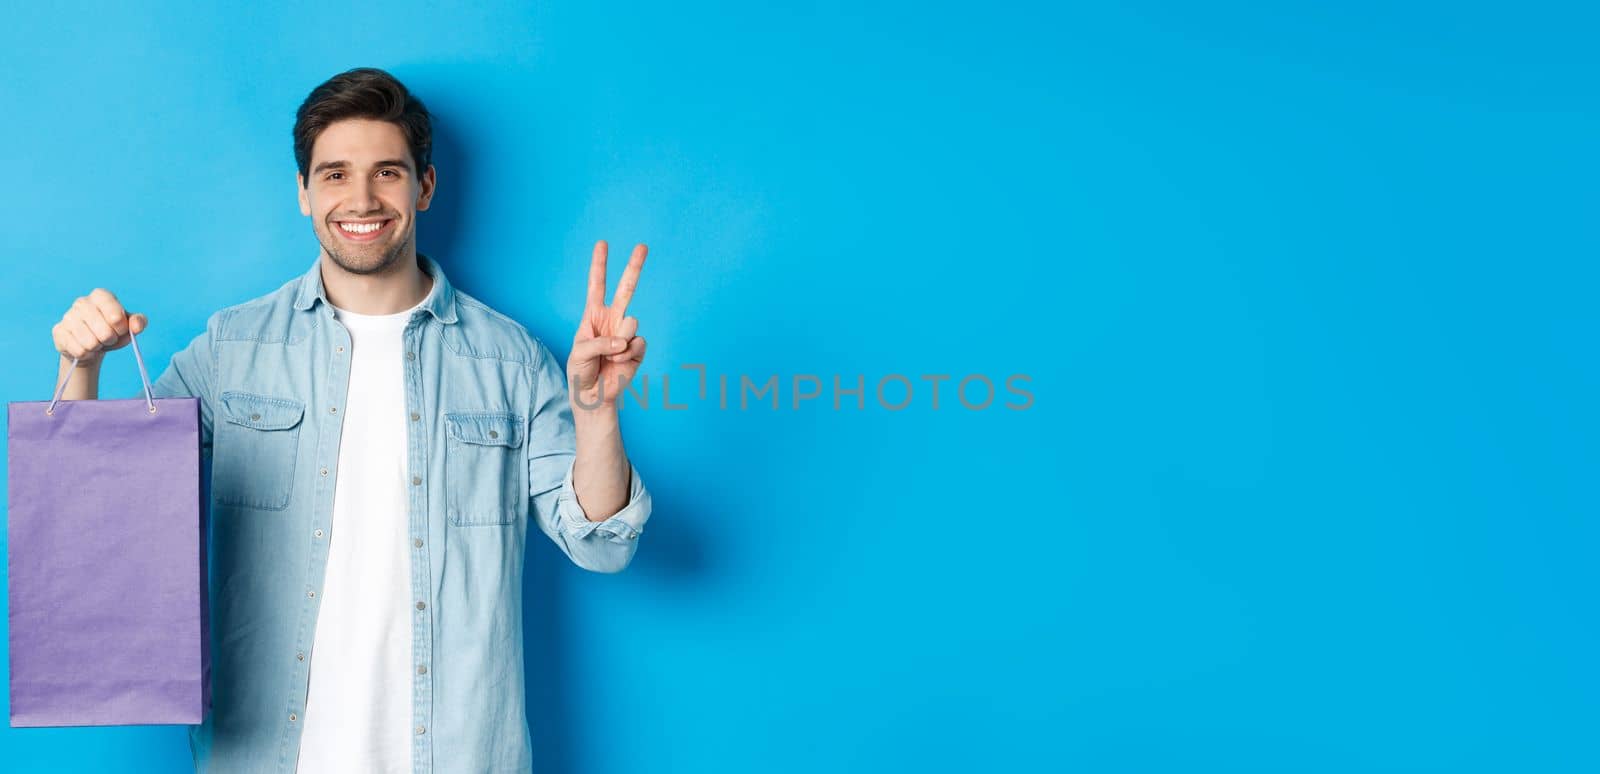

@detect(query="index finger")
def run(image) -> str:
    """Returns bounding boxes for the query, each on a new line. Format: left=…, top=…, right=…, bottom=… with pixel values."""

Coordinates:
left=87, top=288, right=130, bottom=335
left=585, top=240, right=608, bottom=311
left=610, top=243, right=648, bottom=318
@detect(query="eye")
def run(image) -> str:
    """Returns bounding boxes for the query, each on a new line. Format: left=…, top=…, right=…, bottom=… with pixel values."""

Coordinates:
left=378, top=169, right=399, bottom=178
left=326, top=172, right=344, bottom=181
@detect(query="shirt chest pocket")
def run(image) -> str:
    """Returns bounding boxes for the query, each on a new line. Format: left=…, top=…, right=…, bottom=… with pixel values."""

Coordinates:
left=444, top=411, right=525, bottom=526
left=214, top=391, right=306, bottom=511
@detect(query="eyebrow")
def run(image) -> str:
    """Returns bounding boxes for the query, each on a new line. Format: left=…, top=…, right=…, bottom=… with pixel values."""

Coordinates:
left=311, top=158, right=415, bottom=175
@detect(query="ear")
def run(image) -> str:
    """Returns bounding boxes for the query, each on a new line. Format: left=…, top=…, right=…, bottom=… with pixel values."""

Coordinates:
left=415, top=164, right=436, bottom=212
left=297, top=173, right=311, bottom=216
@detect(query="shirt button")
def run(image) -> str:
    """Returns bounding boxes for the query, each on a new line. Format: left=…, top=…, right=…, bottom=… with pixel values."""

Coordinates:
left=314, top=529, right=324, bottom=538
left=319, top=467, right=329, bottom=477
left=307, top=590, right=317, bottom=599
left=329, top=406, right=338, bottom=414
left=415, top=725, right=425, bottom=735
left=488, top=430, right=499, bottom=439
left=413, top=538, right=424, bottom=548
left=336, top=345, right=345, bottom=353
left=250, top=413, right=261, bottom=421
left=406, top=351, right=416, bottom=361
left=412, top=475, right=422, bottom=486
left=410, top=412, right=420, bottom=422
left=417, top=665, right=427, bottom=675
left=289, top=713, right=298, bottom=722
left=297, top=652, right=305, bottom=661
left=415, top=601, right=425, bottom=611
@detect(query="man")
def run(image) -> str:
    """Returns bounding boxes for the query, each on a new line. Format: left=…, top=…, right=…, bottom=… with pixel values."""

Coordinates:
left=48, top=67, right=652, bottom=773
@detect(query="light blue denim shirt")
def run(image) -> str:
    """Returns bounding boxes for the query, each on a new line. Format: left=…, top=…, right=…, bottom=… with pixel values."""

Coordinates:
left=144, top=253, right=651, bottom=773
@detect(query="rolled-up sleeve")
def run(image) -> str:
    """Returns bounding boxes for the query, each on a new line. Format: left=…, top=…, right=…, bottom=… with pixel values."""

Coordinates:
left=525, top=338, right=652, bottom=573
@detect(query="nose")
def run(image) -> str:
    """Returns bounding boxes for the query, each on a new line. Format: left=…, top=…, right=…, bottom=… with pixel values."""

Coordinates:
left=351, top=176, right=381, bottom=215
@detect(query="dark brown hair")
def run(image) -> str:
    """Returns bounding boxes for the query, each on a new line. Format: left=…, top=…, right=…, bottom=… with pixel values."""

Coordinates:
left=293, top=67, right=432, bottom=186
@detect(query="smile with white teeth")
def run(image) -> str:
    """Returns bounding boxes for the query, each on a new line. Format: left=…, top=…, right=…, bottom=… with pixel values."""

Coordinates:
left=337, top=220, right=389, bottom=234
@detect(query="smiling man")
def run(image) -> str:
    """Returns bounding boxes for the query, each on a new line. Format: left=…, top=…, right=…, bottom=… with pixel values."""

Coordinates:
left=48, top=67, right=653, bottom=773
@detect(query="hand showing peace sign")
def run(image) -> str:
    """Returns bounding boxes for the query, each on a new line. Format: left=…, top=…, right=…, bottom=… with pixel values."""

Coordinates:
left=569, top=240, right=648, bottom=411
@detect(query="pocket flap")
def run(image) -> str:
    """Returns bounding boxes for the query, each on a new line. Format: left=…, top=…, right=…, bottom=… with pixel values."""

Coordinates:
left=445, top=411, right=524, bottom=448
left=220, top=391, right=306, bottom=431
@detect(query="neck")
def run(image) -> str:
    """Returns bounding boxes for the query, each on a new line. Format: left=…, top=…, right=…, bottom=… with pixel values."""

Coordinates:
left=320, top=251, right=433, bottom=314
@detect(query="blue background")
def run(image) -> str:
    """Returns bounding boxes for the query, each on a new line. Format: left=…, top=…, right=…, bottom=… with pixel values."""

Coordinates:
left=3, top=1, right=1596, bottom=771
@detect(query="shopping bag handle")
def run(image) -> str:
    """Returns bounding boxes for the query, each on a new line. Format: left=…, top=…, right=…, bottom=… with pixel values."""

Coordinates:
left=47, top=327, right=157, bottom=417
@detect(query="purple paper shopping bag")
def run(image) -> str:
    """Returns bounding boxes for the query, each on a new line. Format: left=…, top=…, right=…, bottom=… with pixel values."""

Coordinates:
left=7, top=330, right=208, bottom=727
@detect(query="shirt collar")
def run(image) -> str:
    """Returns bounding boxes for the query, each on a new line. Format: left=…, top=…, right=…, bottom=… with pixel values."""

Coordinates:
left=292, top=252, right=460, bottom=325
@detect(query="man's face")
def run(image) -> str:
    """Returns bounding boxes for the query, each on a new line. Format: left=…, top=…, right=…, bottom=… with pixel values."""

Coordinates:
left=297, top=118, right=435, bottom=275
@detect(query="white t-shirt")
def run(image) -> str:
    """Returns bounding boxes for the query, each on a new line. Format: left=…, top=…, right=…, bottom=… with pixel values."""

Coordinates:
left=297, top=286, right=431, bottom=774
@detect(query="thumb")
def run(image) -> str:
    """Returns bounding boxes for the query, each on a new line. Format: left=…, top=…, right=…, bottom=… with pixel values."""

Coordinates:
left=572, top=336, right=629, bottom=363
left=129, top=313, right=148, bottom=335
